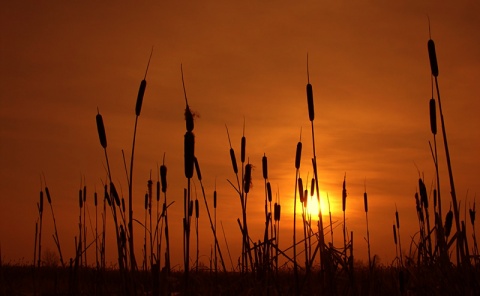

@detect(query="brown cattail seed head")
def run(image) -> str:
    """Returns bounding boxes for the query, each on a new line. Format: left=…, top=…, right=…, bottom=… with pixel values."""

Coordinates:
left=45, top=187, right=51, bottom=204
left=39, top=191, right=44, bottom=213
left=160, top=165, right=167, bottom=193
left=307, top=83, right=314, bottom=121
left=419, top=178, right=428, bottom=209
left=342, top=178, right=347, bottom=212
left=94, top=192, right=98, bottom=206
left=214, top=190, right=217, bottom=208
left=230, top=148, right=238, bottom=174
left=135, top=79, right=146, bottom=116
left=267, top=182, right=272, bottom=203
left=244, top=163, right=252, bottom=193
left=194, top=157, right=202, bottom=181
left=428, top=39, right=439, bottom=77
left=184, top=131, right=195, bottom=179
left=185, top=105, right=194, bottom=132
left=96, top=112, right=107, bottom=149
left=274, top=203, right=279, bottom=221
left=298, top=178, right=304, bottom=203
left=364, top=192, right=368, bottom=213
left=262, top=154, right=268, bottom=180
left=429, top=98, right=437, bottom=135
left=195, top=199, right=199, bottom=218
left=445, top=210, right=453, bottom=237
left=104, top=185, right=111, bottom=206
left=156, top=181, right=160, bottom=201
left=144, top=193, right=148, bottom=210
left=393, top=224, right=397, bottom=245
left=295, top=142, right=302, bottom=169
left=110, top=182, right=120, bottom=207
left=241, top=136, right=246, bottom=163
left=395, top=210, right=400, bottom=229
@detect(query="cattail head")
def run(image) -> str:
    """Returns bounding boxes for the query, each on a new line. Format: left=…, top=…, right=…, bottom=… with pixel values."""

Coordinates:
left=96, top=111, right=107, bottom=149
left=419, top=178, right=428, bottom=209
left=298, top=177, right=304, bottom=203
left=307, top=83, right=314, bottom=121
left=110, top=182, right=120, bottom=207
left=148, top=179, right=153, bottom=197
left=274, top=203, right=280, bottom=221
left=364, top=192, right=368, bottom=213
left=393, top=224, right=397, bottom=245
left=94, top=192, right=98, bottom=207
left=469, top=202, right=476, bottom=225
left=144, top=193, right=148, bottom=210
left=156, top=181, right=160, bottom=201
left=395, top=208, right=400, bottom=229
left=184, top=131, right=195, bottom=179
left=104, top=185, right=111, bottom=206
left=214, top=190, right=217, bottom=209
left=342, top=177, right=347, bottom=212
left=194, top=157, right=202, bottom=181
left=262, top=154, right=268, bottom=180
left=415, top=192, right=421, bottom=214
left=45, top=187, right=51, bottom=204
left=428, top=39, right=439, bottom=77
left=160, top=164, right=167, bottom=193
left=195, top=199, right=199, bottom=218
left=244, top=163, right=252, bottom=193
left=185, top=105, right=194, bottom=132
left=295, top=142, right=302, bottom=169
left=135, top=80, right=146, bottom=116
left=444, top=210, right=453, bottom=237
left=267, top=182, right=272, bottom=203
left=429, top=98, right=437, bottom=135
left=230, top=148, right=238, bottom=174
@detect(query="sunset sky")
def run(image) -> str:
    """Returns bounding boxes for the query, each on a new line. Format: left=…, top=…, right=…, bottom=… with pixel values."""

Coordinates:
left=1, top=1, right=479, bottom=270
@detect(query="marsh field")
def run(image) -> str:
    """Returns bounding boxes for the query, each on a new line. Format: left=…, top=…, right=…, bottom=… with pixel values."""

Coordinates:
left=1, top=2, right=480, bottom=296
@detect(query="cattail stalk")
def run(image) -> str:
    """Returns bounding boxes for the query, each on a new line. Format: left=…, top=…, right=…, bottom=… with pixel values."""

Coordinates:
left=428, top=23, right=465, bottom=263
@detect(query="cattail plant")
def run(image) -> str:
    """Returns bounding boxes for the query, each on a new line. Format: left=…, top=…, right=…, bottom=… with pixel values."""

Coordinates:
left=342, top=174, right=347, bottom=259
left=181, top=65, right=195, bottom=285
left=43, top=179, right=65, bottom=267
left=160, top=156, right=171, bottom=273
left=395, top=205, right=403, bottom=267
left=305, top=54, right=326, bottom=274
left=95, top=110, right=125, bottom=272
left=193, top=157, right=226, bottom=272
left=419, top=178, right=433, bottom=259
left=37, top=189, right=44, bottom=268
left=225, top=124, right=252, bottom=274
left=127, top=48, right=153, bottom=271
left=427, top=18, right=465, bottom=263
left=293, top=133, right=302, bottom=294
left=364, top=182, right=371, bottom=270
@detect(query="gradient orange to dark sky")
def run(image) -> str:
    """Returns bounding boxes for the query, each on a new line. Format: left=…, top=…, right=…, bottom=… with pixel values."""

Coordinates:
left=1, top=1, right=479, bottom=269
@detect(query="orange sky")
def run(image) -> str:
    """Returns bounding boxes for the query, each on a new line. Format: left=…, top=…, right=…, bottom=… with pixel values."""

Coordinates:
left=1, top=1, right=479, bottom=270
